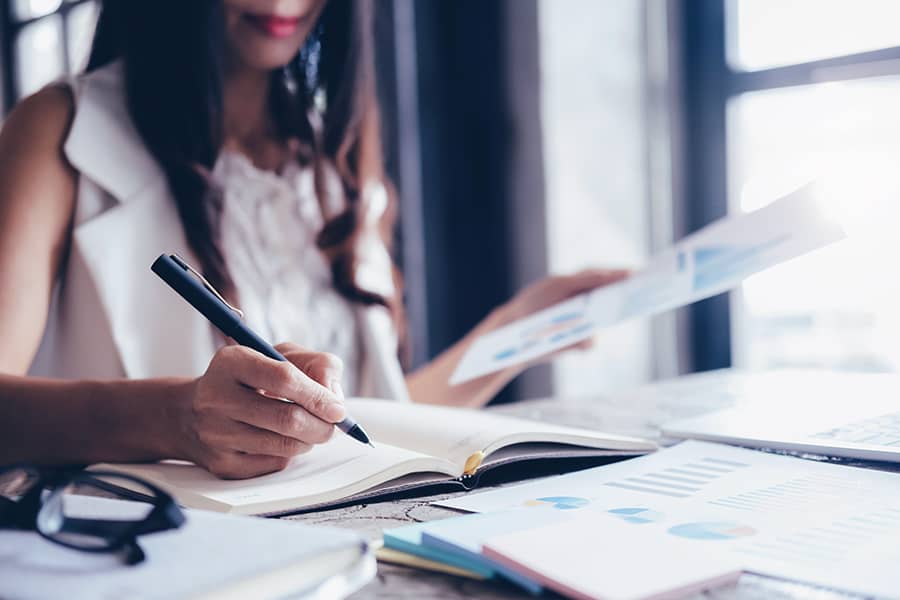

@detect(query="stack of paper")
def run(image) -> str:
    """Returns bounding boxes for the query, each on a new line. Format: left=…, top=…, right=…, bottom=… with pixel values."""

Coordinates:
left=382, top=520, right=494, bottom=579
left=0, top=495, right=374, bottom=600
left=384, top=441, right=900, bottom=598
left=437, top=441, right=900, bottom=599
left=382, top=503, right=741, bottom=599
left=482, top=515, right=741, bottom=600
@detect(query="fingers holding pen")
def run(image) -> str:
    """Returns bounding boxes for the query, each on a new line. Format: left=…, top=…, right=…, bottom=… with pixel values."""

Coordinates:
left=222, top=345, right=346, bottom=424
left=183, top=345, right=350, bottom=479
left=199, top=417, right=315, bottom=458
left=221, top=387, right=336, bottom=445
left=275, top=342, right=346, bottom=398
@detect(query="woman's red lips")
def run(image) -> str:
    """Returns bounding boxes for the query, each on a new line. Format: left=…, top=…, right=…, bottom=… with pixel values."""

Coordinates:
left=245, top=14, right=302, bottom=38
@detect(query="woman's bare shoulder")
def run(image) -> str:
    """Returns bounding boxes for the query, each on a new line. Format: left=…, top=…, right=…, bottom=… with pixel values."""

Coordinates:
left=0, top=84, right=79, bottom=273
left=1, top=84, right=76, bottom=158
left=0, top=84, right=78, bottom=218
left=0, top=85, right=80, bottom=373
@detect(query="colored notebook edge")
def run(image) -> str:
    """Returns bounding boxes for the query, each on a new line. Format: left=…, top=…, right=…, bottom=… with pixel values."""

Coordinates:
left=382, top=527, right=495, bottom=579
left=420, top=531, right=543, bottom=595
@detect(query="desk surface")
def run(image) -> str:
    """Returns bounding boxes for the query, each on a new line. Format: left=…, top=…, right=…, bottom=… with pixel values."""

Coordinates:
left=286, top=370, right=867, bottom=600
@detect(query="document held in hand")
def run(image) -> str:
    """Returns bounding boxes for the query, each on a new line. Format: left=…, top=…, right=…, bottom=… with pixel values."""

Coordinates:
left=451, top=183, right=846, bottom=384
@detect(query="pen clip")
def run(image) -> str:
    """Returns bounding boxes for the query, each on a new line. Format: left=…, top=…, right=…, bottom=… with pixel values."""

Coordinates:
left=170, top=254, right=244, bottom=319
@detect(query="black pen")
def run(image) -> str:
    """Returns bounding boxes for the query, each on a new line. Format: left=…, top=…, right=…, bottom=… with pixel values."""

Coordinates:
left=151, top=253, right=374, bottom=448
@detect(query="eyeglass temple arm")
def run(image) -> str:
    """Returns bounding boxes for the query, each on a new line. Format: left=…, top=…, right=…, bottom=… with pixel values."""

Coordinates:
left=59, top=517, right=138, bottom=539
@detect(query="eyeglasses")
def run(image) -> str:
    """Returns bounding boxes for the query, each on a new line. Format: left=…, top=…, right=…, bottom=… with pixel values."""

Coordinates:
left=0, top=465, right=185, bottom=565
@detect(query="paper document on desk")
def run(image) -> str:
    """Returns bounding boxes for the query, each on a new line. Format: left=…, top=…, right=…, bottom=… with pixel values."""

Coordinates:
left=451, top=183, right=846, bottom=384
left=0, top=495, right=374, bottom=600
left=483, top=514, right=741, bottom=600
left=394, top=506, right=739, bottom=600
left=438, top=441, right=900, bottom=599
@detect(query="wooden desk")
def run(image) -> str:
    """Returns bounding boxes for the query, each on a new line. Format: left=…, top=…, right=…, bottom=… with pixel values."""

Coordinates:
left=287, top=370, right=865, bottom=600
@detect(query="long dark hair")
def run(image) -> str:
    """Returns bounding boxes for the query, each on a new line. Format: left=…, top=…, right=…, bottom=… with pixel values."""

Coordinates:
left=87, top=0, right=401, bottom=317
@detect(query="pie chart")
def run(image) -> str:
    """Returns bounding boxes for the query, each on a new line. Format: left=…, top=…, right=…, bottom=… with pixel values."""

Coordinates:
left=668, top=521, right=757, bottom=541
left=524, top=496, right=590, bottom=510
left=607, top=507, right=665, bottom=524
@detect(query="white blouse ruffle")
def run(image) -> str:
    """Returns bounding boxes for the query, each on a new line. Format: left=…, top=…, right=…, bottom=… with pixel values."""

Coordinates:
left=214, top=151, right=364, bottom=395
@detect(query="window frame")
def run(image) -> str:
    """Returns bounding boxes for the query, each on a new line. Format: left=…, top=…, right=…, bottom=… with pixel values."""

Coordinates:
left=1, top=0, right=95, bottom=112
left=677, top=0, right=900, bottom=372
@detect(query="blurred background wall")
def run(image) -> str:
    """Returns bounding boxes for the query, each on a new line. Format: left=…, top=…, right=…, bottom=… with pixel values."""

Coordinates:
left=3, top=0, right=900, bottom=402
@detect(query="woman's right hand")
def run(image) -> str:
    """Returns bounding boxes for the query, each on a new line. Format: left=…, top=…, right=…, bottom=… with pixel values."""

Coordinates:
left=174, top=343, right=347, bottom=479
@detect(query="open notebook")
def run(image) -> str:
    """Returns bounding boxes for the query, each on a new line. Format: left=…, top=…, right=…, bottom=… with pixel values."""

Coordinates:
left=94, top=399, right=655, bottom=515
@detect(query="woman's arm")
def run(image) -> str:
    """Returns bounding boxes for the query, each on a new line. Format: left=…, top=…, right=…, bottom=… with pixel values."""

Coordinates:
left=0, top=375, right=189, bottom=466
left=0, top=345, right=345, bottom=478
left=0, top=90, right=345, bottom=478
left=0, top=86, right=77, bottom=373
left=406, top=269, right=628, bottom=408
left=406, top=306, right=518, bottom=408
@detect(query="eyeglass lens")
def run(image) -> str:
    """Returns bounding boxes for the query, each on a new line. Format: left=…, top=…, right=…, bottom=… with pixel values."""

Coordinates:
left=36, top=476, right=158, bottom=550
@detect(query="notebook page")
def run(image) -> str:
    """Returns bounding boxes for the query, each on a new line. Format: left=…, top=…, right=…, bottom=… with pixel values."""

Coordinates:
left=345, top=398, right=654, bottom=468
left=97, top=435, right=457, bottom=514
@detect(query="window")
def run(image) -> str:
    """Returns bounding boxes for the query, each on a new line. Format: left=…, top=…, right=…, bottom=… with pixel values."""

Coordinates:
left=2, top=0, right=99, bottom=111
left=728, top=0, right=900, bottom=71
left=712, top=0, right=900, bottom=372
left=538, top=0, right=655, bottom=395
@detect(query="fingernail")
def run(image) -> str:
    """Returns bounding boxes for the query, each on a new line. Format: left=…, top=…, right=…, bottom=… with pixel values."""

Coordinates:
left=327, top=378, right=345, bottom=401
left=325, top=401, right=346, bottom=422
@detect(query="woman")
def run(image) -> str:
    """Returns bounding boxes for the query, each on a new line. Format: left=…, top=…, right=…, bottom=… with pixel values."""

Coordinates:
left=0, top=0, right=625, bottom=478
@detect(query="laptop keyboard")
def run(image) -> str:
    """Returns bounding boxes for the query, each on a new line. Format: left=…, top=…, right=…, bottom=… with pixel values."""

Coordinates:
left=811, top=411, right=900, bottom=447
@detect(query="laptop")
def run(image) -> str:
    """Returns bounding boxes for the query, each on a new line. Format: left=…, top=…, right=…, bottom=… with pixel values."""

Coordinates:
left=661, top=370, right=900, bottom=463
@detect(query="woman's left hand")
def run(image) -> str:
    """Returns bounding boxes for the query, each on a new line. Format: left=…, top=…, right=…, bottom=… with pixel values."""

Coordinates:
left=480, top=267, right=630, bottom=366
left=407, top=268, right=629, bottom=408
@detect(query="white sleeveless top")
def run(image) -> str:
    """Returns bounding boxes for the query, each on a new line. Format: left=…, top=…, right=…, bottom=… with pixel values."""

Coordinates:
left=28, top=61, right=410, bottom=402
left=215, top=151, right=362, bottom=394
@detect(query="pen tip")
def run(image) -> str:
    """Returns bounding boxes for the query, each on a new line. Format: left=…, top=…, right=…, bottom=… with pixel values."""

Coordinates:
left=367, top=442, right=376, bottom=449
